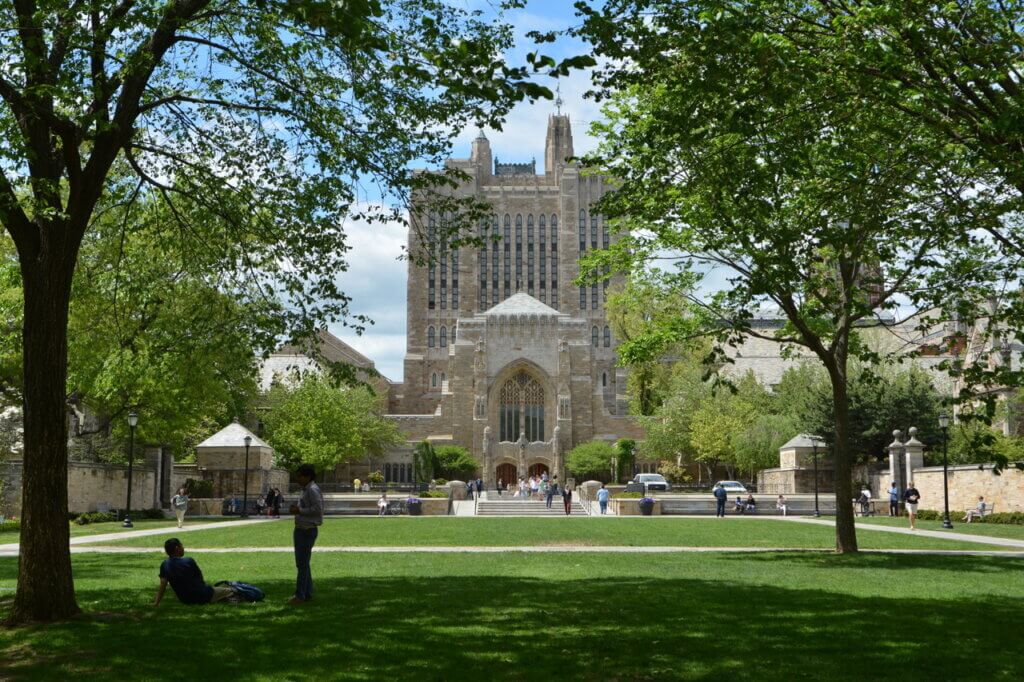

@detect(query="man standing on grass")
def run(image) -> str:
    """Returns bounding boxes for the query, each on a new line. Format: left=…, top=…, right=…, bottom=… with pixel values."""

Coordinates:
left=713, top=484, right=727, bottom=518
left=903, top=482, right=921, bottom=530
left=289, top=463, right=323, bottom=605
left=888, top=482, right=900, bottom=517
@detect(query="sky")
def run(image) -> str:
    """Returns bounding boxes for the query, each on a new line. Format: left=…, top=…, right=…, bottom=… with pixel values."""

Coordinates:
left=330, top=2, right=601, bottom=381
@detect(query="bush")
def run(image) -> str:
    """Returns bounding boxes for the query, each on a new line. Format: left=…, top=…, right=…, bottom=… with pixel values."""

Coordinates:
left=367, top=470, right=384, bottom=485
left=432, top=446, right=478, bottom=480
left=138, top=508, right=166, bottom=519
left=566, top=441, right=615, bottom=481
left=419, top=490, right=449, bottom=498
left=432, top=478, right=448, bottom=486
left=612, top=491, right=644, bottom=499
left=916, top=509, right=1024, bottom=525
left=185, top=478, right=215, bottom=498
left=0, top=519, right=19, bottom=533
left=74, top=511, right=117, bottom=525
left=657, top=459, right=691, bottom=485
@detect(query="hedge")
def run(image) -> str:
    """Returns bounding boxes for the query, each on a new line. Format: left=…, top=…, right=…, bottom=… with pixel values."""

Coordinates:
left=917, top=509, right=1024, bottom=525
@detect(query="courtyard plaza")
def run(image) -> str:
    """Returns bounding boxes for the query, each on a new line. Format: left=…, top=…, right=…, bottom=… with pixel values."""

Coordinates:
left=1, top=515, right=1022, bottom=680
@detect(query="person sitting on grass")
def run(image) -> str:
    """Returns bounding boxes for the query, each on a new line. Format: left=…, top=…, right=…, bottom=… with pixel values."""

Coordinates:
left=153, top=538, right=234, bottom=606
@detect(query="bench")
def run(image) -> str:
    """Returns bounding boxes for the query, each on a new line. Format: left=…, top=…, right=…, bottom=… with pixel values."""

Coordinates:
left=963, top=503, right=995, bottom=522
left=660, top=497, right=838, bottom=516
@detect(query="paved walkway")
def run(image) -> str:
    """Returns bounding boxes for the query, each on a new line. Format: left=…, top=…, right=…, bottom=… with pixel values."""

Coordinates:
left=0, top=517, right=279, bottom=557
left=6, top=544, right=1019, bottom=558
left=783, top=516, right=1024, bottom=549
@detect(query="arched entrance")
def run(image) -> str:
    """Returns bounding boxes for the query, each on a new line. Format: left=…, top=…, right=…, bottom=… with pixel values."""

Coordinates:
left=496, top=462, right=517, bottom=488
left=528, top=463, right=549, bottom=478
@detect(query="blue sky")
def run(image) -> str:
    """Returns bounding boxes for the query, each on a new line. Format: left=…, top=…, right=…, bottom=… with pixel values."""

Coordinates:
left=331, top=2, right=602, bottom=381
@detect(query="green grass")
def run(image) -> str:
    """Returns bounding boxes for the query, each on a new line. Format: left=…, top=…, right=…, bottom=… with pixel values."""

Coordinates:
left=92, top=517, right=1013, bottom=551
left=0, top=519, right=221, bottom=540
left=1, top=551, right=1022, bottom=680
left=857, top=516, right=1024, bottom=541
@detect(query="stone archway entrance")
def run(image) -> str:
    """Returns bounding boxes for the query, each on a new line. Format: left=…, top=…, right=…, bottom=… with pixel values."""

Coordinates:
left=496, top=463, right=517, bottom=489
left=528, top=463, right=549, bottom=478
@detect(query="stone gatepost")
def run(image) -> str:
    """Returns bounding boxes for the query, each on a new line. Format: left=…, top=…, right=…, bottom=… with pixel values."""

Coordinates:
left=888, top=427, right=925, bottom=492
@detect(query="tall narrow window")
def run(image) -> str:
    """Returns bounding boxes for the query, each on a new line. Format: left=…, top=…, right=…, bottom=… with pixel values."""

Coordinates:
left=550, top=214, right=558, bottom=309
left=527, top=214, right=535, bottom=295
left=579, top=209, right=586, bottom=253
left=602, top=218, right=609, bottom=249
left=492, top=215, right=499, bottom=305
left=439, top=326, right=447, bottom=347
left=591, top=283, right=599, bottom=309
left=503, top=214, right=511, bottom=298
left=479, top=219, right=488, bottom=311
left=439, top=232, right=447, bottom=310
left=592, top=325, right=599, bottom=347
left=603, top=325, right=611, bottom=348
left=602, top=372, right=607, bottom=387
left=427, top=326, right=435, bottom=348
left=452, top=325, right=456, bottom=343
left=515, top=214, right=523, bottom=290
left=539, top=215, right=547, bottom=303
left=441, top=372, right=446, bottom=384
left=580, top=287, right=586, bottom=309
left=451, top=248, right=459, bottom=309
left=428, top=213, right=436, bottom=310
left=431, top=372, right=437, bottom=388
left=591, top=214, right=598, bottom=249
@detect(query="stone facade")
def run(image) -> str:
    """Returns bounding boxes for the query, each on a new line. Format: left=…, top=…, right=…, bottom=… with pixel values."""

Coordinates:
left=912, top=464, right=1024, bottom=513
left=385, top=116, right=644, bottom=485
left=1, top=459, right=158, bottom=516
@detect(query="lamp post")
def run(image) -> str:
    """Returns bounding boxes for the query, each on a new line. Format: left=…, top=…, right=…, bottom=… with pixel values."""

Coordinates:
left=123, top=412, right=138, bottom=528
left=811, top=437, right=820, bottom=518
left=241, top=435, right=252, bottom=519
left=939, top=413, right=953, bottom=529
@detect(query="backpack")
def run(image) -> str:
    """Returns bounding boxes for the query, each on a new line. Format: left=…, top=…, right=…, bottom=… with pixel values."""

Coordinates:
left=216, top=580, right=265, bottom=603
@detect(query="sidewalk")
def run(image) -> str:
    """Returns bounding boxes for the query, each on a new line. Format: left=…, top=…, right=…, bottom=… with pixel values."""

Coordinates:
left=784, top=516, right=1024, bottom=550
left=0, top=516, right=280, bottom=557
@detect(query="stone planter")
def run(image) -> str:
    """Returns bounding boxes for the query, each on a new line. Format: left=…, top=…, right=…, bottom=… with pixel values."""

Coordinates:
left=611, top=498, right=662, bottom=516
left=187, top=498, right=225, bottom=516
left=419, top=498, right=449, bottom=516
left=407, top=500, right=423, bottom=516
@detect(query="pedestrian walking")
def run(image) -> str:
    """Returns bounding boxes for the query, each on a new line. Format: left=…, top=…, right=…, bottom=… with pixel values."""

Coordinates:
left=563, top=484, right=573, bottom=515
left=171, top=487, right=189, bottom=528
left=888, top=482, right=900, bottom=517
left=713, top=483, right=727, bottom=518
left=546, top=476, right=559, bottom=509
left=597, top=483, right=610, bottom=515
left=288, top=463, right=323, bottom=605
left=903, top=481, right=922, bottom=530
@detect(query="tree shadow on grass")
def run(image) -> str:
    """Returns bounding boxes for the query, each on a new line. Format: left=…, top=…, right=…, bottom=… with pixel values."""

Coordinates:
left=731, top=551, right=1024, bottom=573
left=1, top=554, right=1022, bottom=681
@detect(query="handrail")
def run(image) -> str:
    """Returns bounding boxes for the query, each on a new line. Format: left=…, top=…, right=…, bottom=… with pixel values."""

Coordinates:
left=575, top=486, right=594, bottom=516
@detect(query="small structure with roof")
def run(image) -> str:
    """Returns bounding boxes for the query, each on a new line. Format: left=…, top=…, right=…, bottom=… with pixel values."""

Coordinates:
left=757, top=434, right=833, bottom=495
left=191, top=422, right=288, bottom=499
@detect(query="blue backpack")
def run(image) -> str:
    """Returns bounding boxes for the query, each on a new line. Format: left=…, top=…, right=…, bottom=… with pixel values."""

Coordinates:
left=216, top=580, right=265, bottom=602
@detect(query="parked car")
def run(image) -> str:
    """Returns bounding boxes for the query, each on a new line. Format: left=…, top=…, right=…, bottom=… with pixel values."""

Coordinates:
left=633, top=473, right=671, bottom=492
left=715, top=480, right=748, bottom=494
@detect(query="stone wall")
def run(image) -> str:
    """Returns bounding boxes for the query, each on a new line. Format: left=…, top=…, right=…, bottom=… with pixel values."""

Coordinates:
left=1, top=459, right=158, bottom=516
left=912, top=464, right=1024, bottom=513
left=757, top=467, right=835, bottom=495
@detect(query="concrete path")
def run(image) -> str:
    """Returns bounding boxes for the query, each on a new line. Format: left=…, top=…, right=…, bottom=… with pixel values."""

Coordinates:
left=4, top=544, right=1019, bottom=558
left=0, top=517, right=280, bottom=556
left=783, top=516, right=1024, bottom=549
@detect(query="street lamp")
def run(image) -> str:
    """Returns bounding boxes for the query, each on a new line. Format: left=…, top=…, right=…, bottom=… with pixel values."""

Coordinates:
left=123, top=412, right=138, bottom=528
left=811, top=436, right=820, bottom=518
left=939, top=413, right=953, bottom=529
left=241, top=434, right=252, bottom=519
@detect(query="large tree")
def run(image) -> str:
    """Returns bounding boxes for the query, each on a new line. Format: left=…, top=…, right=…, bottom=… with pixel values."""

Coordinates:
left=0, top=0, right=575, bottom=623
left=576, top=1, right=1004, bottom=552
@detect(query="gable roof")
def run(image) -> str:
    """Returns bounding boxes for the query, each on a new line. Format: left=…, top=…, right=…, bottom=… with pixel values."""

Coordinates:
left=196, top=422, right=269, bottom=449
left=483, top=293, right=562, bottom=317
left=779, top=433, right=826, bottom=450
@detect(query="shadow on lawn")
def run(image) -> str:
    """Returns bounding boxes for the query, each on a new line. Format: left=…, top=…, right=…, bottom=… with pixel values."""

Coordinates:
left=2, top=554, right=1023, bottom=681
left=731, top=550, right=1024, bottom=573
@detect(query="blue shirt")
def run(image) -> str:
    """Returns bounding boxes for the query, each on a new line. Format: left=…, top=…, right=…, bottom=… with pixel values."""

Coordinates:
left=597, top=488, right=610, bottom=503
left=159, top=556, right=213, bottom=605
left=713, top=487, right=727, bottom=501
left=888, top=487, right=899, bottom=502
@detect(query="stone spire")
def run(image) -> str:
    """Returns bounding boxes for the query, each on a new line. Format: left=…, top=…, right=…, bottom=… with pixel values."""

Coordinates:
left=544, top=112, right=574, bottom=176
left=470, top=127, right=492, bottom=176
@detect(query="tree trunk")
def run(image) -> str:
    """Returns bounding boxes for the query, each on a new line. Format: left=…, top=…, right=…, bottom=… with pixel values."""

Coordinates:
left=7, top=256, right=79, bottom=623
left=829, top=369, right=859, bottom=554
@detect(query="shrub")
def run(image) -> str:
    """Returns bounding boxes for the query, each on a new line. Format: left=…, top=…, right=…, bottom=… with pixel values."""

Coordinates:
left=432, top=478, right=448, bottom=486
left=432, top=446, right=478, bottom=480
left=0, top=519, right=19, bottom=533
left=612, top=491, right=644, bottom=499
left=138, top=508, right=166, bottom=519
left=367, top=470, right=384, bottom=485
left=419, top=490, right=449, bottom=498
left=566, top=441, right=615, bottom=481
left=185, top=478, right=215, bottom=498
left=74, top=511, right=117, bottom=525
left=917, top=509, right=1024, bottom=525
left=657, top=459, right=691, bottom=485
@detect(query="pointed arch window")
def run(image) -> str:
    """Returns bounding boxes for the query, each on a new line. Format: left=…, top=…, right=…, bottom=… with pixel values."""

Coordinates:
left=499, top=371, right=545, bottom=442
left=427, top=326, right=435, bottom=348
left=603, top=326, right=611, bottom=348
left=602, top=372, right=607, bottom=387
left=431, top=372, right=438, bottom=388
left=439, top=326, right=447, bottom=347
left=592, top=326, right=599, bottom=347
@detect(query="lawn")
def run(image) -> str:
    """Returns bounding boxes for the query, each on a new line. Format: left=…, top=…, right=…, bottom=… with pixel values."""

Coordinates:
left=0, top=519, right=221, bottom=541
left=92, top=517, right=1014, bottom=551
left=857, top=516, right=1024, bottom=541
left=1, top=551, right=1021, bottom=680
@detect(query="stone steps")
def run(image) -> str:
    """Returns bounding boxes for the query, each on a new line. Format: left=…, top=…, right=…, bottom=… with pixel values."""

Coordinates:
left=476, top=499, right=589, bottom=516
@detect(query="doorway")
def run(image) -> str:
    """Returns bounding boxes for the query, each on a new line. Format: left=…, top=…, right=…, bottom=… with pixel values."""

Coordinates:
left=528, top=463, right=549, bottom=478
left=496, top=463, right=517, bottom=490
